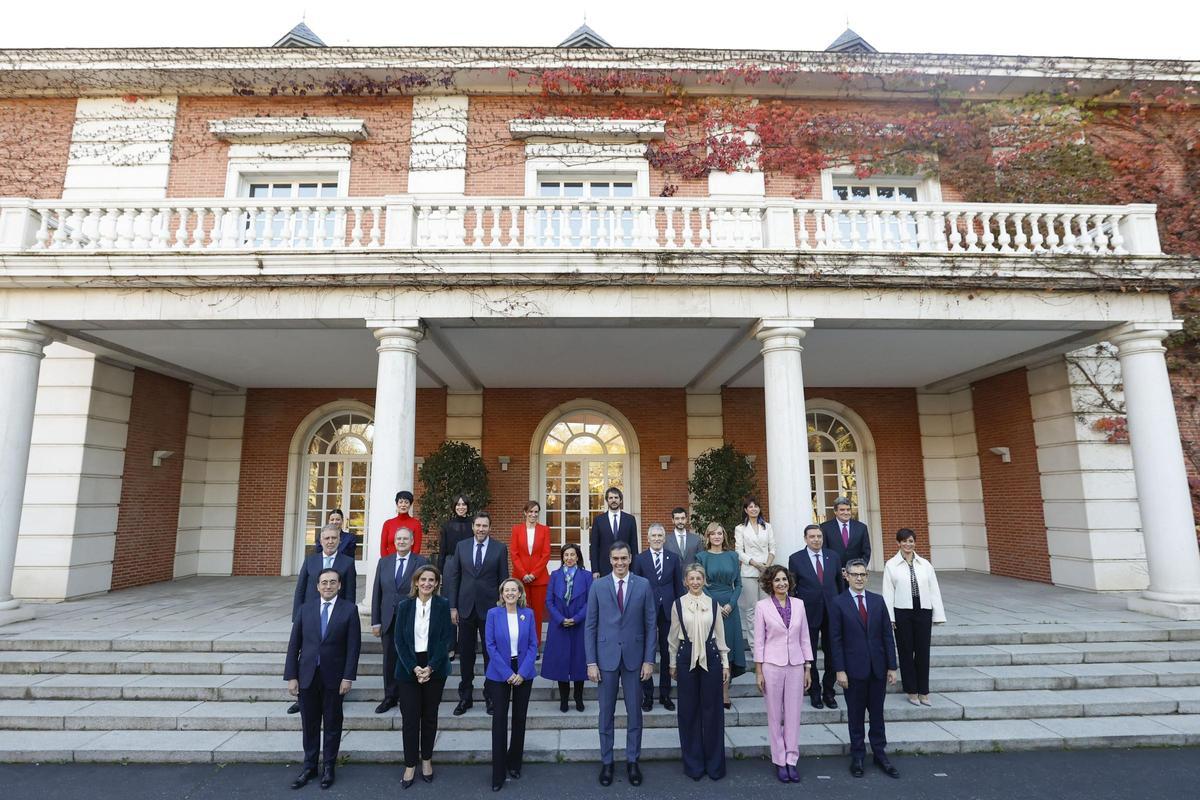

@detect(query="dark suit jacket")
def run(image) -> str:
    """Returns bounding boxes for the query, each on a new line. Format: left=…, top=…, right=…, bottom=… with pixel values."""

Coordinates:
left=788, top=547, right=841, bottom=626
left=631, top=548, right=684, bottom=619
left=370, top=552, right=429, bottom=632
left=444, top=536, right=509, bottom=619
left=284, top=596, right=362, bottom=689
left=589, top=510, right=640, bottom=576
left=828, top=590, right=897, bottom=681
left=393, top=595, right=454, bottom=683
left=292, top=552, right=356, bottom=621
left=821, top=518, right=871, bottom=572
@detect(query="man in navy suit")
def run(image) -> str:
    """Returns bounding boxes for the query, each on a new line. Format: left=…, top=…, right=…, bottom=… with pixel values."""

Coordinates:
left=586, top=540, right=656, bottom=787
left=830, top=559, right=899, bottom=779
left=293, top=524, right=356, bottom=622
left=370, top=527, right=428, bottom=714
left=631, top=523, right=683, bottom=712
left=820, top=497, right=871, bottom=590
left=285, top=568, right=361, bottom=790
left=589, top=486, right=640, bottom=578
left=789, top=524, right=842, bottom=710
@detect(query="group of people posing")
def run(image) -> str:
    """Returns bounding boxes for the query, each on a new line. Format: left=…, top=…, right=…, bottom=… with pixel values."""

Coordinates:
left=284, top=489, right=947, bottom=791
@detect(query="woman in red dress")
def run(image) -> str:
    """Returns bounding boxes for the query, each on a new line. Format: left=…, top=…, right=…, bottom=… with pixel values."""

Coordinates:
left=510, top=500, right=551, bottom=645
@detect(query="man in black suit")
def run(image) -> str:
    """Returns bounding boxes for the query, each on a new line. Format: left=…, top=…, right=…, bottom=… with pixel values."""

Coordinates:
left=830, top=559, right=899, bottom=780
left=285, top=568, right=361, bottom=790
left=631, top=523, right=683, bottom=711
left=820, top=497, right=871, bottom=591
left=789, top=523, right=842, bottom=710
left=444, top=510, right=509, bottom=716
left=589, top=486, right=639, bottom=578
left=293, top=524, right=357, bottom=621
left=370, top=526, right=428, bottom=714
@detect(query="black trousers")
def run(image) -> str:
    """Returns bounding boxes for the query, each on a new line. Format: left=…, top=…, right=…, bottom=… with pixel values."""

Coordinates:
left=298, top=664, right=345, bottom=770
left=894, top=607, right=933, bottom=695
left=397, top=652, right=445, bottom=767
left=642, top=605, right=673, bottom=702
left=844, top=675, right=888, bottom=760
left=807, top=610, right=837, bottom=699
left=457, top=612, right=489, bottom=701
left=381, top=622, right=400, bottom=701
left=675, top=642, right=726, bottom=780
left=485, top=659, right=532, bottom=786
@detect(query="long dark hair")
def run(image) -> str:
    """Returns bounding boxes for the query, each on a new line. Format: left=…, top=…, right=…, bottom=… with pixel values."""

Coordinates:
left=741, top=496, right=768, bottom=529
left=451, top=494, right=471, bottom=517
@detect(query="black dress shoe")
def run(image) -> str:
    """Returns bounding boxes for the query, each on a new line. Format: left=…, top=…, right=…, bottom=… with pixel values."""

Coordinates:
left=486, top=698, right=495, bottom=716
left=508, top=768, right=520, bottom=779
left=575, top=698, right=585, bottom=712
left=599, top=763, right=614, bottom=786
left=810, top=695, right=824, bottom=709
left=452, top=700, right=472, bottom=716
left=660, top=697, right=675, bottom=711
left=421, top=767, right=434, bottom=783
left=560, top=698, right=569, bottom=712
left=401, top=774, right=415, bottom=790
left=287, top=702, right=301, bottom=715
left=874, top=756, right=900, bottom=778
left=290, top=767, right=317, bottom=789
left=492, top=781, right=504, bottom=792
left=641, top=698, right=653, bottom=713
left=320, top=766, right=335, bottom=789
left=850, top=758, right=864, bottom=778
left=627, top=761, right=643, bottom=786
left=375, top=698, right=397, bottom=714
left=823, top=695, right=838, bottom=710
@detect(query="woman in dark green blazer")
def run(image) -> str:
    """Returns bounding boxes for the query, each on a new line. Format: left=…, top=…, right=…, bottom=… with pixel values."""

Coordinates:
left=394, top=564, right=454, bottom=787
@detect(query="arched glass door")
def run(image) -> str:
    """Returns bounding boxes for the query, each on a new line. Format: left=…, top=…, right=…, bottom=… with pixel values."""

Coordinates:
left=300, top=411, right=373, bottom=571
left=808, top=410, right=863, bottom=522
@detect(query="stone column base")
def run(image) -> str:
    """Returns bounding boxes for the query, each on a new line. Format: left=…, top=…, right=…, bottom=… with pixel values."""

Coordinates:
left=1128, top=595, right=1200, bottom=621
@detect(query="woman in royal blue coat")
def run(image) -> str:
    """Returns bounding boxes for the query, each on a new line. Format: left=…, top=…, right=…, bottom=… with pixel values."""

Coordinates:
left=539, top=543, right=592, bottom=712
left=484, top=578, right=539, bottom=792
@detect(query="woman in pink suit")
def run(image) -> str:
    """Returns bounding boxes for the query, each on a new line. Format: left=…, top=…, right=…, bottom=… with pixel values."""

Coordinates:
left=753, top=564, right=813, bottom=783
left=510, top=501, right=551, bottom=645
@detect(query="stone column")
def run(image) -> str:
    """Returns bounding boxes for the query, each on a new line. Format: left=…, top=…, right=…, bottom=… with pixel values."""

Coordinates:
left=1113, top=323, right=1200, bottom=619
left=0, top=322, right=50, bottom=626
left=755, top=319, right=814, bottom=560
left=364, top=321, right=423, bottom=611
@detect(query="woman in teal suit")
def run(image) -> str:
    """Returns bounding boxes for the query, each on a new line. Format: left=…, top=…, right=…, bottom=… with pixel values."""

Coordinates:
left=695, top=522, right=746, bottom=707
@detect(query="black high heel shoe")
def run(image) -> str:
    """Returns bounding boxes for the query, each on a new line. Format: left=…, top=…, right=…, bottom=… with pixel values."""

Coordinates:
left=401, top=768, right=416, bottom=789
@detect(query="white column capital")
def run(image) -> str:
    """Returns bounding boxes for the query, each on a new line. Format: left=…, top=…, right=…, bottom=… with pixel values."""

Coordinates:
left=1109, top=321, right=1183, bottom=356
left=0, top=321, right=52, bottom=357
left=367, top=320, right=423, bottom=353
left=754, top=318, right=814, bottom=351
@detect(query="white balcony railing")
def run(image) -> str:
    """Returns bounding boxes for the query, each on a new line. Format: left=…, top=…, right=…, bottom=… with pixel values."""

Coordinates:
left=0, top=196, right=1162, bottom=256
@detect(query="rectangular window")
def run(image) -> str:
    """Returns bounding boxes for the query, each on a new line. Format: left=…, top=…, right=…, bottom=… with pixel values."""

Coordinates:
left=536, top=176, right=636, bottom=246
left=830, top=180, right=921, bottom=249
left=242, top=178, right=340, bottom=248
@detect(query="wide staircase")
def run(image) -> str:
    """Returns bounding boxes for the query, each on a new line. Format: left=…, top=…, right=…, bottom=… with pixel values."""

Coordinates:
left=1, top=574, right=1199, bottom=763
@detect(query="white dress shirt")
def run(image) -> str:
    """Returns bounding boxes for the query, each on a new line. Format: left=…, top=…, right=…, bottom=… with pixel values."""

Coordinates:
left=507, top=610, right=520, bottom=656
left=525, top=525, right=537, bottom=555
left=413, top=596, right=432, bottom=651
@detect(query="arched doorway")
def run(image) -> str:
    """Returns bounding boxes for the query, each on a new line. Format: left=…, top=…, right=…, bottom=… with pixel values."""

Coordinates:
left=806, top=403, right=883, bottom=568
left=296, top=410, right=374, bottom=572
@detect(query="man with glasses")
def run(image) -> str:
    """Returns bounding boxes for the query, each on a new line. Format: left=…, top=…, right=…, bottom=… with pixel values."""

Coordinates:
left=829, top=559, right=899, bottom=779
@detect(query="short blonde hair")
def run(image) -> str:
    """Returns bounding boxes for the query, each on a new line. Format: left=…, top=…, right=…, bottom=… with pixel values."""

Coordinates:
left=683, top=563, right=707, bottom=583
left=496, top=577, right=528, bottom=607
left=705, top=521, right=729, bottom=552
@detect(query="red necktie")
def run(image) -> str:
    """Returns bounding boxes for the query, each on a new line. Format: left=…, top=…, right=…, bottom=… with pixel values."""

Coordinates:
left=617, top=579, right=625, bottom=613
left=856, top=593, right=868, bottom=625
left=815, top=554, right=824, bottom=584
left=842, top=523, right=850, bottom=548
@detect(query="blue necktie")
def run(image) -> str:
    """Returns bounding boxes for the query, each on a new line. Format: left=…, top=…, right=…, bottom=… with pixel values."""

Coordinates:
left=474, top=542, right=484, bottom=571
left=395, top=556, right=406, bottom=590
left=323, top=555, right=333, bottom=570
left=321, top=601, right=331, bottom=639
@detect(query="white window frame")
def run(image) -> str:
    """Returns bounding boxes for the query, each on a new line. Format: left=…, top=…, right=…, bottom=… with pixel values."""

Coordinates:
left=819, top=167, right=942, bottom=203
left=523, top=146, right=650, bottom=199
left=224, top=159, right=350, bottom=200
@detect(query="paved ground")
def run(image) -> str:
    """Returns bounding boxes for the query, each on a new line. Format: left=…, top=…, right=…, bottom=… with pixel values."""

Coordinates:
left=1, top=748, right=1197, bottom=799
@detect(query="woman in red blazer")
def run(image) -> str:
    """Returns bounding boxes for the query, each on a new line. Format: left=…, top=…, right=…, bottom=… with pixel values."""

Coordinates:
left=510, top=500, right=551, bottom=645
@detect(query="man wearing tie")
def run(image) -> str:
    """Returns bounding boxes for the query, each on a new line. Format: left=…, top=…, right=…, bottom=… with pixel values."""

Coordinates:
left=662, top=507, right=701, bottom=566
left=370, top=527, right=428, bottom=714
left=445, top=510, right=509, bottom=716
left=288, top=524, right=357, bottom=715
left=820, top=497, right=871, bottom=590
left=589, top=487, right=639, bottom=578
left=830, top=559, right=899, bottom=779
left=285, top=568, right=361, bottom=790
left=586, top=541, right=656, bottom=787
left=788, top=524, right=842, bottom=709
left=631, top=523, right=683, bottom=712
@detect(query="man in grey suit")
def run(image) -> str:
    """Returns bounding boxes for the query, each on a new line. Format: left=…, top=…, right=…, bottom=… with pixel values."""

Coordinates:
left=586, top=540, right=656, bottom=787
left=663, top=507, right=701, bottom=566
left=370, top=527, right=428, bottom=714
left=444, top=510, right=508, bottom=716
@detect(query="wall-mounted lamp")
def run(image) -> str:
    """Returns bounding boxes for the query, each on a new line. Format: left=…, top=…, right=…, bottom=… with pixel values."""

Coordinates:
left=745, top=454, right=757, bottom=466
left=415, top=456, right=425, bottom=468
left=498, top=456, right=511, bottom=472
left=659, top=455, right=672, bottom=471
left=151, top=450, right=175, bottom=468
left=988, top=446, right=1012, bottom=464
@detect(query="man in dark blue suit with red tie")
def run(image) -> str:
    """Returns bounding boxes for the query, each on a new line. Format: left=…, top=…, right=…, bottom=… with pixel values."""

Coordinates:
left=830, top=559, right=899, bottom=779
left=632, top=523, right=683, bottom=711
left=788, top=524, right=841, bottom=709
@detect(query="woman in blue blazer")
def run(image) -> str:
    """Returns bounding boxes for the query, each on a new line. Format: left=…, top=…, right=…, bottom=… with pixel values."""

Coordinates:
left=484, top=578, right=539, bottom=792
left=540, top=543, right=592, bottom=712
left=394, top=565, right=454, bottom=788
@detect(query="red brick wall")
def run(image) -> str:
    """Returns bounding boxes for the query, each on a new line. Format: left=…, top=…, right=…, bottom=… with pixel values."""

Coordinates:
left=481, top=389, right=690, bottom=548
left=722, top=387, right=929, bottom=556
left=0, top=98, right=76, bottom=198
left=232, top=388, right=446, bottom=575
left=110, top=369, right=191, bottom=590
left=972, top=369, right=1052, bottom=583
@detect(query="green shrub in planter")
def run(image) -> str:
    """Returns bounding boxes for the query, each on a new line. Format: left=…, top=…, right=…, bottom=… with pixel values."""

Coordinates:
left=687, top=443, right=758, bottom=542
left=418, top=441, right=491, bottom=562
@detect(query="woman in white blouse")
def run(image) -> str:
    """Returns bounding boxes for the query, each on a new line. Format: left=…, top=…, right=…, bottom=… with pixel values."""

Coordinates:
left=734, top=496, right=775, bottom=648
left=881, top=528, right=946, bottom=706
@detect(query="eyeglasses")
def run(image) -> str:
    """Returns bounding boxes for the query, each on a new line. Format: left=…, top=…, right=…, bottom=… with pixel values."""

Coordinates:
left=846, top=572, right=868, bottom=579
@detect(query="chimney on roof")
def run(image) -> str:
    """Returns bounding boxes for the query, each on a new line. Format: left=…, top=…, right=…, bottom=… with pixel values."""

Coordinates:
left=558, top=22, right=612, bottom=48
left=824, top=27, right=877, bottom=54
left=273, top=21, right=327, bottom=49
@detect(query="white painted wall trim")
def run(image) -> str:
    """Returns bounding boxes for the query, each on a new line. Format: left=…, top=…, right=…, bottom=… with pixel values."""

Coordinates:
left=918, top=387, right=989, bottom=572
left=209, top=117, right=368, bottom=142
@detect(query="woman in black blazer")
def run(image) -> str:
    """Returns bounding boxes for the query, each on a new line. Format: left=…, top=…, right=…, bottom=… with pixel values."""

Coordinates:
left=395, top=564, right=454, bottom=788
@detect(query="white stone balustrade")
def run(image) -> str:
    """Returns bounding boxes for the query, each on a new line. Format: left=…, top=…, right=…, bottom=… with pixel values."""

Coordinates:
left=4, top=196, right=1162, bottom=256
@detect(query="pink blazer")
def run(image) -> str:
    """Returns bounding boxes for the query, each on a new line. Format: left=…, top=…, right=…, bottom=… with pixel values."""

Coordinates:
left=753, top=596, right=813, bottom=667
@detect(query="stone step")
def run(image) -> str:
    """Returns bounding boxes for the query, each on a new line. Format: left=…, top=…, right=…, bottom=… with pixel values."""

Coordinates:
left=0, top=713, right=1197, bottom=762
left=2, top=685, right=1198, bottom=733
